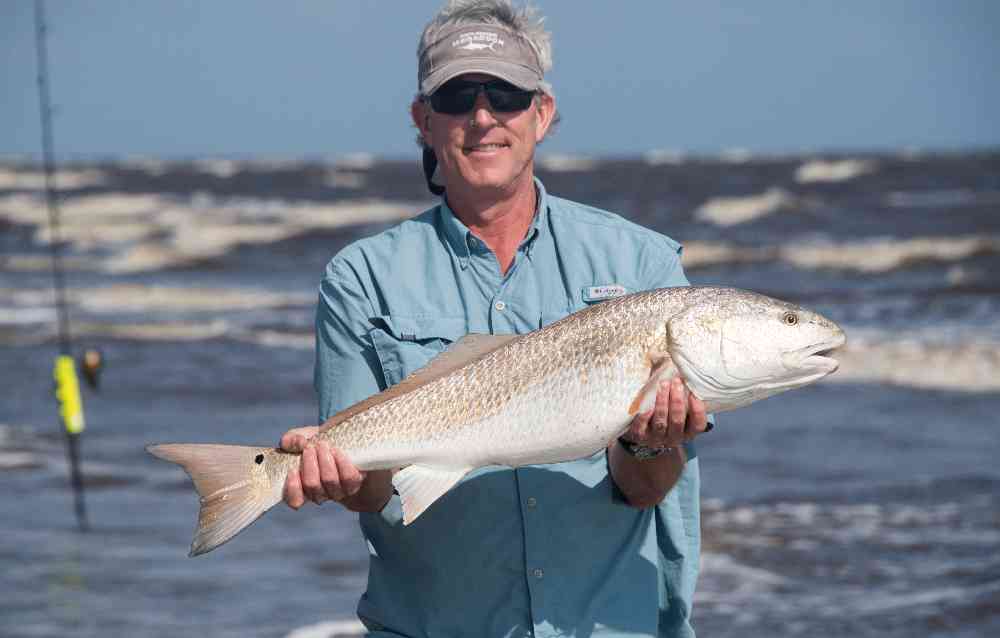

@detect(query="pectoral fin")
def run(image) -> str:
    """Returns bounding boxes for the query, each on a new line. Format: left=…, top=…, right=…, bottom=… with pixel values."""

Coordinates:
left=392, top=465, right=472, bottom=525
left=628, top=355, right=679, bottom=415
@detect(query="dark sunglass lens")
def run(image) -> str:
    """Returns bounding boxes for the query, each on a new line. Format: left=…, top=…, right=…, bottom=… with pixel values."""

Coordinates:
left=430, top=81, right=478, bottom=114
left=485, top=86, right=534, bottom=112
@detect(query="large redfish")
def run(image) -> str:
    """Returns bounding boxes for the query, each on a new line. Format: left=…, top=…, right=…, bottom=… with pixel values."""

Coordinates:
left=148, top=287, right=845, bottom=556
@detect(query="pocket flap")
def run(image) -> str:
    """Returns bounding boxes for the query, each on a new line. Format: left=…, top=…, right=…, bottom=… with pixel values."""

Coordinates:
left=371, top=315, right=469, bottom=344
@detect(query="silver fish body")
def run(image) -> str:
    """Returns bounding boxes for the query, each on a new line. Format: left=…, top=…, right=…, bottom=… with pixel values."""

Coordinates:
left=148, top=286, right=845, bottom=556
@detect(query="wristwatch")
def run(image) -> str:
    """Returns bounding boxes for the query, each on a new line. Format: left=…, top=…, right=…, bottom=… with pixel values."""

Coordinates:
left=617, top=436, right=672, bottom=460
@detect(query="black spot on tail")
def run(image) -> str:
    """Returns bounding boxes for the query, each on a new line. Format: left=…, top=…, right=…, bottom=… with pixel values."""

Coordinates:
left=254, top=454, right=264, bottom=464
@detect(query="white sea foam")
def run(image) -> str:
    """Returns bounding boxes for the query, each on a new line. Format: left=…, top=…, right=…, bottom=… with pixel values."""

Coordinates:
left=335, top=153, right=376, bottom=170
left=121, top=156, right=171, bottom=176
left=284, top=619, right=367, bottom=638
left=325, top=170, right=367, bottom=189
left=681, top=235, right=1000, bottom=272
left=699, top=552, right=790, bottom=592
left=0, top=451, right=43, bottom=470
left=719, top=147, right=753, bottom=163
left=705, top=499, right=988, bottom=547
left=693, top=188, right=798, bottom=226
left=0, top=167, right=108, bottom=190
left=884, top=189, right=1000, bottom=208
left=76, top=319, right=232, bottom=341
left=642, top=149, right=687, bottom=165
left=0, top=192, right=427, bottom=273
left=834, top=333, right=1000, bottom=392
left=1, top=284, right=311, bottom=316
left=794, top=158, right=875, bottom=183
left=191, top=158, right=239, bottom=179
left=537, top=154, right=598, bottom=172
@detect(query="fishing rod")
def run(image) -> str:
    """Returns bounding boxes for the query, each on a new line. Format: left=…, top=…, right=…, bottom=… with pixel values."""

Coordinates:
left=34, top=0, right=89, bottom=533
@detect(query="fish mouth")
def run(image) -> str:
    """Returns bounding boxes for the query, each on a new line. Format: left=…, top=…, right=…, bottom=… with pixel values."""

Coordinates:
left=799, top=332, right=846, bottom=372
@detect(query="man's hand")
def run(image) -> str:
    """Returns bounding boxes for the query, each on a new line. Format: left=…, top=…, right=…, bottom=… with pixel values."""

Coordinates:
left=622, top=375, right=709, bottom=449
left=280, top=426, right=366, bottom=510
left=609, top=375, right=710, bottom=508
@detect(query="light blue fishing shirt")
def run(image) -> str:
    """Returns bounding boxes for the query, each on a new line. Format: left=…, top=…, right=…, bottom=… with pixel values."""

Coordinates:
left=314, top=179, right=702, bottom=638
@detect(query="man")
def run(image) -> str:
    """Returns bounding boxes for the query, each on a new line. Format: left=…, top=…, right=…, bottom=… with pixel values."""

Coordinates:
left=281, top=2, right=711, bottom=636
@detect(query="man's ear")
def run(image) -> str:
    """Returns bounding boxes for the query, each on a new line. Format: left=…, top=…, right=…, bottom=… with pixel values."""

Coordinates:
left=411, top=100, right=433, bottom=146
left=534, top=93, right=556, bottom=143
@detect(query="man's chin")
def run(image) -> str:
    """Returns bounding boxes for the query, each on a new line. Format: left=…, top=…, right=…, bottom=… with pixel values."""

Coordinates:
left=458, top=169, right=515, bottom=191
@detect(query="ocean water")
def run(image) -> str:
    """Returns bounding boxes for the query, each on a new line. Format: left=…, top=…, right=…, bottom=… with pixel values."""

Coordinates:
left=1, top=151, right=999, bottom=637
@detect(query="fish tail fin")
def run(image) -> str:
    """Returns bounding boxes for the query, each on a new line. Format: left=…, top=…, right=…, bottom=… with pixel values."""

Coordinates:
left=146, top=443, right=286, bottom=557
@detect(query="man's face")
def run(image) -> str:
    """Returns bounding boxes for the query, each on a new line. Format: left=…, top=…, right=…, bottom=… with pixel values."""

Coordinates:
left=412, top=73, right=556, bottom=196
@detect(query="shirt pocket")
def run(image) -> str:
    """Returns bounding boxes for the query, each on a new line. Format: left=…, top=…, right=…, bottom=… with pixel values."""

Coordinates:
left=368, top=315, right=467, bottom=388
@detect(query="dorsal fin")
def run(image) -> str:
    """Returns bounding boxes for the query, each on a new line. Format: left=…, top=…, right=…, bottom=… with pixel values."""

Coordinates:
left=320, top=333, right=520, bottom=433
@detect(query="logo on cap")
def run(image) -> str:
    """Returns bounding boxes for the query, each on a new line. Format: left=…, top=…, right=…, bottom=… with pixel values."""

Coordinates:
left=452, top=31, right=505, bottom=53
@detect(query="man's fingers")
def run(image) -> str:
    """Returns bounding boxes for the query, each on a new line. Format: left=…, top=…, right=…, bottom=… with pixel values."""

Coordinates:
left=334, top=448, right=365, bottom=497
left=280, top=433, right=304, bottom=453
left=666, top=377, right=687, bottom=446
left=685, top=393, right=709, bottom=440
left=300, top=445, right=324, bottom=504
left=628, top=407, right=652, bottom=441
left=284, top=468, right=304, bottom=510
left=316, top=440, right=344, bottom=501
left=279, top=426, right=320, bottom=452
left=652, top=380, right=671, bottom=438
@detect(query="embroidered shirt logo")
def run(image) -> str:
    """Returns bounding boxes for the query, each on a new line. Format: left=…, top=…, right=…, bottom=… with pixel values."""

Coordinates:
left=452, top=31, right=505, bottom=53
left=583, top=285, right=628, bottom=303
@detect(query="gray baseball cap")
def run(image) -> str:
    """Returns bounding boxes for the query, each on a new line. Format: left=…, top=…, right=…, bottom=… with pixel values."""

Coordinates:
left=419, top=23, right=544, bottom=96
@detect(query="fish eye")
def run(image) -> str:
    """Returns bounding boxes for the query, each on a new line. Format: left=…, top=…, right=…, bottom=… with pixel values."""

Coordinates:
left=782, top=312, right=799, bottom=326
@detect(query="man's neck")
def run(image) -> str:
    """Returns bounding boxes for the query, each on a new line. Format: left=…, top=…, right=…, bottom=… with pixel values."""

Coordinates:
left=445, top=174, right=537, bottom=275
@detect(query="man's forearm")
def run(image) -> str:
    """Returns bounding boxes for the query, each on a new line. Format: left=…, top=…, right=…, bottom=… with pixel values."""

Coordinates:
left=607, top=441, right=687, bottom=509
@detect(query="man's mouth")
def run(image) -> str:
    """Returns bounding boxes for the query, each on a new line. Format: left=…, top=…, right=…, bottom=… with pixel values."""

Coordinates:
left=464, top=142, right=510, bottom=153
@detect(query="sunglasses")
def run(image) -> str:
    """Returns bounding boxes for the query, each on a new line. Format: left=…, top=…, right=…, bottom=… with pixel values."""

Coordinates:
left=428, top=79, right=536, bottom=115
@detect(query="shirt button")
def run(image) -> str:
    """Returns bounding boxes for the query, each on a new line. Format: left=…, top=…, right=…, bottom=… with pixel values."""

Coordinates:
left=494, top=300, right=506, bottom=311
left=526, top=497, right=537, bottom=508
left=533, top=568, right=544, bottom=579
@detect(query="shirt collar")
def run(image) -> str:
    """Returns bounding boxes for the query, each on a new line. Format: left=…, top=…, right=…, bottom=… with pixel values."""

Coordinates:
left=438, top=177, right=549, bottom=269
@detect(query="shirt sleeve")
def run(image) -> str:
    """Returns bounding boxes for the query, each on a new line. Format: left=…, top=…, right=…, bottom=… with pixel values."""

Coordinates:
left=642, top=236, right=691, bottom=291
left=314, top=257, right=385, bottom=423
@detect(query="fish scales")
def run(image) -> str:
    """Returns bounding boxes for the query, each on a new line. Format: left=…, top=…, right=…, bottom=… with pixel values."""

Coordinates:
left=318, top=288, right=677, bottom=469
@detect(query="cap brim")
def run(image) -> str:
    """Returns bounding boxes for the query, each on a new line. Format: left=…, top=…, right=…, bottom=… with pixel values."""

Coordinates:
left=421, top=58, right=541, bottom=95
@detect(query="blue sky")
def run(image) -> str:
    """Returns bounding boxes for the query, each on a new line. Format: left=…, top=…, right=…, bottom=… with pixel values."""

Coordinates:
left=3, top=1, right=998, bottom=158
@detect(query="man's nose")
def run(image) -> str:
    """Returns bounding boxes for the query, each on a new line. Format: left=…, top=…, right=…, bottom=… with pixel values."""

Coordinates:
left=470, top=92, right=497, bottom=128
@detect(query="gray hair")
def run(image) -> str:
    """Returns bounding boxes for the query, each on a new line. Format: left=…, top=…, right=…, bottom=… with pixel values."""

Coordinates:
left=417, top=0, right=555, bottom=98
left=414, top=0, right=560, bottom=148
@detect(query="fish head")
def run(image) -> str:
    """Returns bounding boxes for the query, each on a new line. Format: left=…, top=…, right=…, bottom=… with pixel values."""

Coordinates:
left=666, top=290, right=846, bottom=411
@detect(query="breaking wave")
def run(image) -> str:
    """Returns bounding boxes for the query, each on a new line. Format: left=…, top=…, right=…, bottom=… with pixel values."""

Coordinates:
left=693, top=188, right=801, bottom=226
left=834, top=332, right=1000, bottom=392
left=681, top=236, right=1000, bottom=272
left=0, top=192, right=425, bottom=273
left=794, top=158, right=876, bottom=183
left=0, top=284, right=311, bottom=315
left=0, top=167, right=108, bottom=190
left=537, top=154, right=599, bottom=172
left=284, top=619, right=368, bottom=638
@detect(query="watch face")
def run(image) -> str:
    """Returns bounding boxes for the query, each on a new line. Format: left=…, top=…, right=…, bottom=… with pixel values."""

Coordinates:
left=634, top=445, right=666, bottom=460
left=619, top=437, right=668, bottom=460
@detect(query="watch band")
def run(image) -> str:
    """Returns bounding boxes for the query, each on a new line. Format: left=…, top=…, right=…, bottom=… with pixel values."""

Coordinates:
left=617, top=436, right=672, bottom=460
